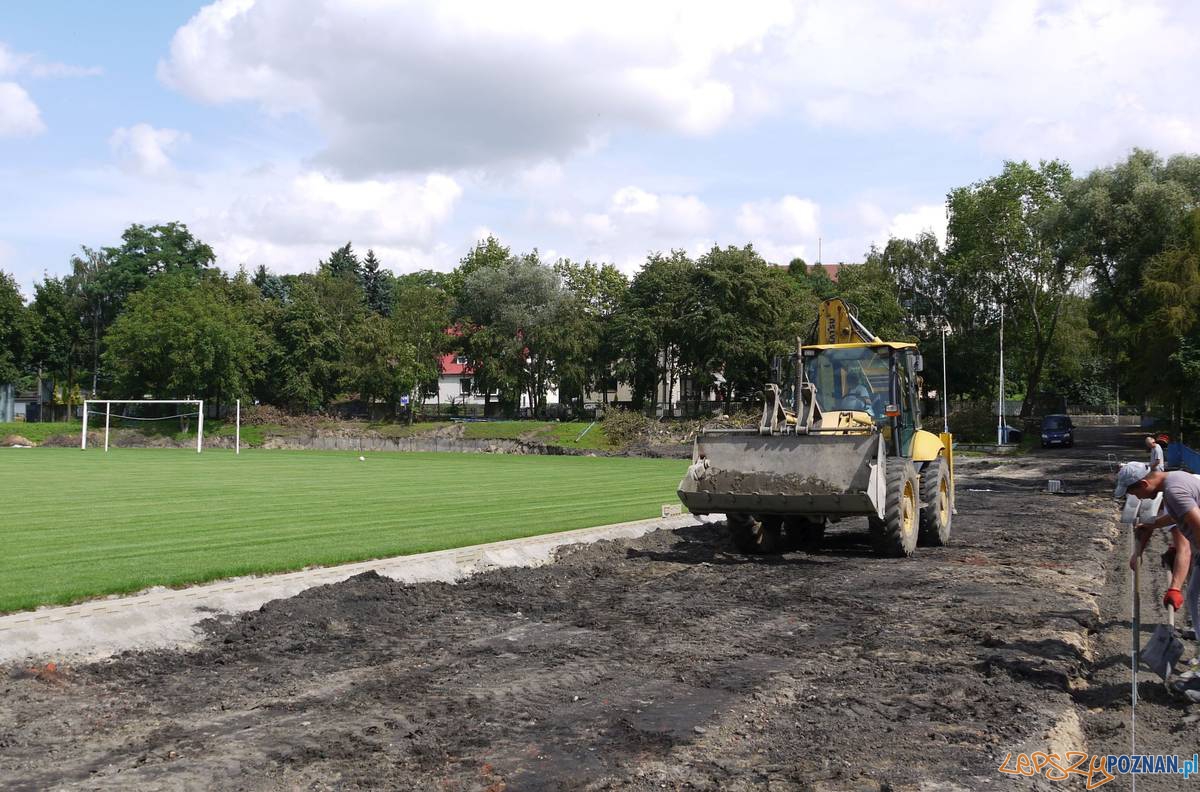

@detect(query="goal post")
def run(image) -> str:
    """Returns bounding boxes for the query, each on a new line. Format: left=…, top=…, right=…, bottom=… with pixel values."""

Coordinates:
left=81, top=399, right=205, bottom=453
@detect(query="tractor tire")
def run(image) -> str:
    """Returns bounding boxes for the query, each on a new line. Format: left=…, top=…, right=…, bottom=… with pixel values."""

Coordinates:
left=918, top=456, right=952, bottom=547
left=728, top=513, right=784, bottom=555
left=868, top=461, right=919, bottom=557
left=785, top=516, right=825, bottom=551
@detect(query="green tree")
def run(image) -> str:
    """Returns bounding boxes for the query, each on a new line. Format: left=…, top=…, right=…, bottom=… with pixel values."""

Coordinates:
left=682, top=245, right=811, bottom=406
left=102, top=273, right=264, bottom=407
left=834, top=255, right=907, bottom=342
left=553, top=259, right=628, bottom=410
left=322, top=242, right=362, bottom=283
left=361, top=249, right=393, bottom=315
left=447, top=236, right=510, bottom=305
left=1140, top=208, right=1200, bottom=429
left=804, top=263, right=838, bottom=300
left=611, top=251, right=695, bottom=412
left=391, top=282, right=451, bottom=422
left=261, top=278, right=342, bottom=411
left=27, top=276, right=87, bottom=403
left=100, top=222, right=216, bottom=313
left=786, top=257, right=808, bottom=277
left=1062, top=150, right=1200, bottom=412
left=0, top=271, right=29, bottom=385
left=252, top=264, right=289, bottom=302
left=946, top=160, right=1082, bottom=416
left=458, top=252, right=573, bottom=417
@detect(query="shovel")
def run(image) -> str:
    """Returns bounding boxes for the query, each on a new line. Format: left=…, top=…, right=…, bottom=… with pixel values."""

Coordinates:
left=1141, top=604, right=1184, bottom=683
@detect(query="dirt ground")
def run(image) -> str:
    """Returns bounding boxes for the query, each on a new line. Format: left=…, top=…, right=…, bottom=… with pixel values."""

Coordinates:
left=2, top=427, right=1195, bottom=791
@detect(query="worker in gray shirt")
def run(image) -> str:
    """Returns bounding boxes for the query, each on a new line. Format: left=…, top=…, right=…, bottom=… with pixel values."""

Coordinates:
left=1117, top=462, right=1197, bottom=645
left=1147, top=435, right=1165, bottom=473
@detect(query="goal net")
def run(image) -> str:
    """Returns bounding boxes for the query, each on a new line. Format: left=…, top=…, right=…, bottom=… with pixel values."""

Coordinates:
left=82, top=400, right=205, bottom=453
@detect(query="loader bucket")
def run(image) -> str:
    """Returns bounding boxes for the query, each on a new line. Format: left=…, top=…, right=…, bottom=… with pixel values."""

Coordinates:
left=678, top=431, right=886, bottom=520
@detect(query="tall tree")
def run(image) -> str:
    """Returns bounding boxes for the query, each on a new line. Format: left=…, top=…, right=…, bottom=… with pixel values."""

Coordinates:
left=1063, top=150, right=1200, bottom=411
left=946, top=160, right=1082, bottom=416
left=391, top=282, right=451, bottom=422
left=102, top=273, right=265, bottom=407
left=1140, top=208, right=1200, bottom=430
left=361, top=249, right=393, bottom=315
left=100, top=222, right=216, bottom=312
left=322, top=242, right=362, bottom=284
left=447, top=236, right=509, bottom=305
left=553, top=259, right=628, bottom=409
left=0, top=271, right=29, bottom=386
left=611, top=251, right=695, bottom=412
left=28, top=276, right=87, bottom=403
left=682, top=245, right=810, bottom=406
left=458, top=252, right=572, bottom=417
left=260, top=278, right=342, bottom=411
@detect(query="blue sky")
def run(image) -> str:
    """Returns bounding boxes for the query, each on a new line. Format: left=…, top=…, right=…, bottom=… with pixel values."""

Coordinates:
left=2, top=0, right=1198, bottom=295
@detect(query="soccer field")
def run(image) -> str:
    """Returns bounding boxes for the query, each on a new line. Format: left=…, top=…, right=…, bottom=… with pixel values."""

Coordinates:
left=0, top=448, right=687, bottom=614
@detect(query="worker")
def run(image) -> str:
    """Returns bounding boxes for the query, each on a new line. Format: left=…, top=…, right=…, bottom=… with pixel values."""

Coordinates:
left=840, top=372, right=873, bottom=413
left=1117, top=461, right=1198, bottom=651
left=1147, top=435, right=1165, bottom=473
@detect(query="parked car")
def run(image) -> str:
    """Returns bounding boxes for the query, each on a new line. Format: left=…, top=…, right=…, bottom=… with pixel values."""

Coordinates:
left=1040, top=414, right=1074, bottom=448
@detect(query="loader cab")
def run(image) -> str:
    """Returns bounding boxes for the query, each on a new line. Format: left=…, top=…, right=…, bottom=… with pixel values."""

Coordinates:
left=801, top=342, right=923, bottom=455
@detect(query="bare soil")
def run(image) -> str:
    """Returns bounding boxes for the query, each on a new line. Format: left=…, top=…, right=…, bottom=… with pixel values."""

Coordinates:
left=1, top=429, right=1193, bottom=790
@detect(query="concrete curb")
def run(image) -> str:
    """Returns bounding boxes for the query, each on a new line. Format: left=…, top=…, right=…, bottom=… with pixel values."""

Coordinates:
left=0, top=514, right=703, bottom=665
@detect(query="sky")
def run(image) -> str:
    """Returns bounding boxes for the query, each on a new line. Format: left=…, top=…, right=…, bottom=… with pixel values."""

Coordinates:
left=2, top=0, right=1199, bottom=296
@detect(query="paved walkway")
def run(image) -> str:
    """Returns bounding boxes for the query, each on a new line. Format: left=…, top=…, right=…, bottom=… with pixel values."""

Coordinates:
left=0, top=514, right=702, bottom=664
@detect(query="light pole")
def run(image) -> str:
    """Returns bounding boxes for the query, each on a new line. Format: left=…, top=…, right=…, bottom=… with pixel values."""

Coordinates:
left=941, top=321, right=952, bottom=434
left=996, top=303, right=1005, bottom=445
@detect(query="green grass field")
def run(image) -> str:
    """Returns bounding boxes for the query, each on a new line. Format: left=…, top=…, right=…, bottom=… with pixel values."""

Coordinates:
left=0, top=447, right=685, bottom=614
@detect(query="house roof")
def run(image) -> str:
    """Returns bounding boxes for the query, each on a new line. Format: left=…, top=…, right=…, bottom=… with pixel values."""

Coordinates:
left=441, top=353, right=472, bottom=376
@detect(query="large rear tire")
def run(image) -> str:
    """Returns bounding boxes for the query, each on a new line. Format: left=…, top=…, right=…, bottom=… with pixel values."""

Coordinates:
left=918, top=456, right=952, bottom=547
left=728, top=513, right=784, bottom=554
left=869, top=461, right=919, bottom=557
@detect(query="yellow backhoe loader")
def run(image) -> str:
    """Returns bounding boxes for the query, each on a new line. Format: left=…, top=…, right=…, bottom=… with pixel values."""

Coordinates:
left=677, top=298, right=954, bottom=557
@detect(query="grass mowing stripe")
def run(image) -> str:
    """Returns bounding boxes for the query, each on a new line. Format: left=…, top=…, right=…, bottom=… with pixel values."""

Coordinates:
left=0, top=448, right=687, bottom=613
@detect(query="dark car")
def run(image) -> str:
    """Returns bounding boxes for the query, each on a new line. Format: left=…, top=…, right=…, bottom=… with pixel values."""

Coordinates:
left=1040, top=414, right=1074, bottom=448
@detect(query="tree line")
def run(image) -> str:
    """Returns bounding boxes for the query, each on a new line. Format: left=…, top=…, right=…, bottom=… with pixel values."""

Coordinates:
left=1, top=149, right=1199, bottom=428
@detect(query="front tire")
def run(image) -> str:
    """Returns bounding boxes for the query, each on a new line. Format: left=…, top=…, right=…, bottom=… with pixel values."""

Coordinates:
left=918, top=456, right=952, bottom=547
left=728, top=513, right=784, bottom=554
left=869, top=461, right=920, bottom=557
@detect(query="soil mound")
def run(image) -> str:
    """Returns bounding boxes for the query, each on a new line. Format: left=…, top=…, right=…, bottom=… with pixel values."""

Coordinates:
left=40, top=431, right=100, bottom=447
left=2, top=434, right=33, bottom=447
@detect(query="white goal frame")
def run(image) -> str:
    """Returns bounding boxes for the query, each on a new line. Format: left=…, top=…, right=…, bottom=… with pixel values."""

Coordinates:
left=82, top=400, right=205, bottom=453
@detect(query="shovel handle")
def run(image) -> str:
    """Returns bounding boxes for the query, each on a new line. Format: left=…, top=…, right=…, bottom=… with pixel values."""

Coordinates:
left=1168, top=604, right=1175, bottom=628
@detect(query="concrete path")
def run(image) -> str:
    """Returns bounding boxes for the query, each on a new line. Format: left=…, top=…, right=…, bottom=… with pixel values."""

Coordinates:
left=0, top=514, right=703, bottom=665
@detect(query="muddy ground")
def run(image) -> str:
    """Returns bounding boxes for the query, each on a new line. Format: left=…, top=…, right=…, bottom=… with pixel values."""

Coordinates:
left=2, top=428, right=1195, bottom=791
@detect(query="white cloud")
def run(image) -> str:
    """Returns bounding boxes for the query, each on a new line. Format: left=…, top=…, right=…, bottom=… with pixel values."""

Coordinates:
left=216, top=170, right=463, bottom=259
left=0, top=42, right=101, bottom=79
left=109, top=124, right=189, bottom=176
left=612, top=186, right=660, bottom=216
left=736, top=195, right=820, bottom=243
left=0, top=163, right=464, bottom=279
left=776, top=1, right=1200, bottom=161
left=0, top=82, right=43, bottom=137
left=159, top=0, right=795, bottom=174
left=888, top=204, right=948, bottom=247
left=609, top=186, right=709, bottom=236
left=158, top=1, right=1200, bottom=171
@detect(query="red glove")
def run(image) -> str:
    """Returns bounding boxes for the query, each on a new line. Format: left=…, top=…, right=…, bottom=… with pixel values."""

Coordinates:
left=1164, top=588, right=1184, bottom=610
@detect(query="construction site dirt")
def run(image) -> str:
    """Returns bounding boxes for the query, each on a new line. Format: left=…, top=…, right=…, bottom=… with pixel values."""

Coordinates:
left=2, top=430, right=1194, bottom=791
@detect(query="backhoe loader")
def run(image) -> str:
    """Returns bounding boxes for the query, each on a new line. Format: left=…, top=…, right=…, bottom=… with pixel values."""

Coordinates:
left=677, top=299, right=954, bottom=557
